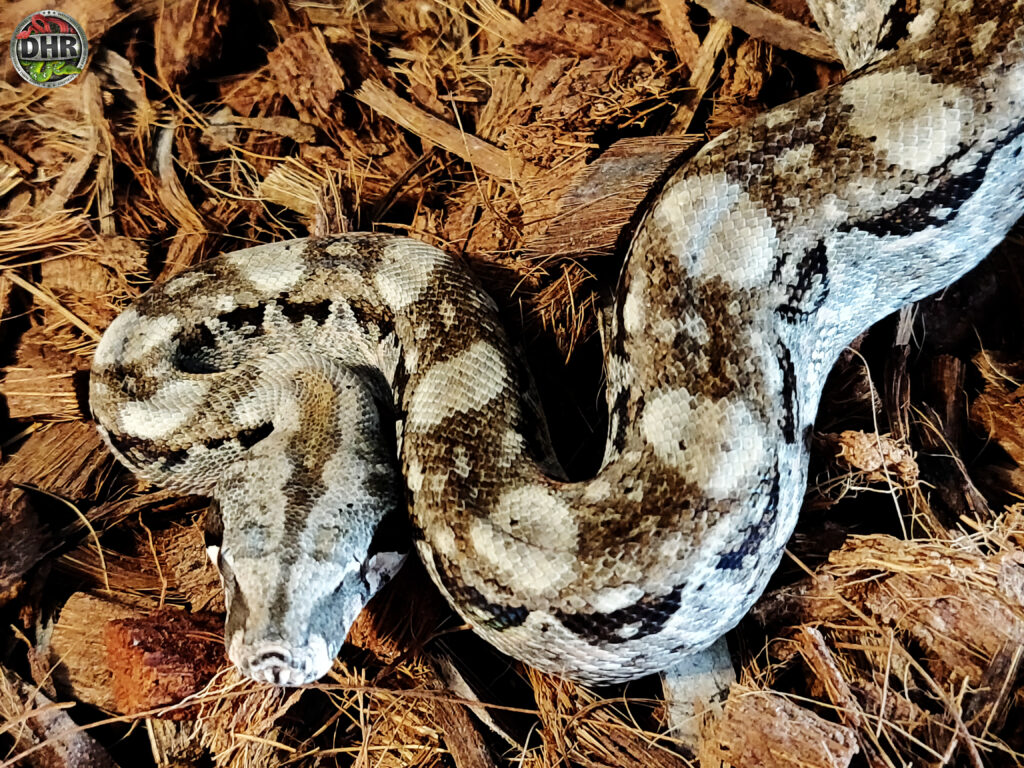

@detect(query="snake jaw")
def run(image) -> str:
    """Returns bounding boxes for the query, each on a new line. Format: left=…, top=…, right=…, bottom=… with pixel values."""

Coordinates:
left=221, top=550, right=406, bottom=686
left=232, top=640, right=331, bottom=686
left=218, top=547, right=408, bottom=686
left=218, top=546, right=358, bottom=686
left=211, top=437, right=407, bottom=686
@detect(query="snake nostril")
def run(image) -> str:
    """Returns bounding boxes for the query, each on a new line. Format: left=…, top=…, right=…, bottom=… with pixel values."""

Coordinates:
left=245, top=647, right=317, bottom=686
left=247, top=647, right=298, bottom=684
left=253, top=649, right=291, bottom=667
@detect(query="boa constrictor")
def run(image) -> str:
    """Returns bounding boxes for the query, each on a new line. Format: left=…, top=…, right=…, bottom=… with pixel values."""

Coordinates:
left=90, top=1, right=1024, bottom=686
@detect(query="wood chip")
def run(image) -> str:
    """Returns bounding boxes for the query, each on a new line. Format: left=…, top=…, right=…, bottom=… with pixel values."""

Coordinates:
left=657, top=0, right=702, bottom=68
left=971, top=351, right=1024, bottom=466
left=523, top=136, right=700, bottom=261
left=105, top=608, right=225, bottom=718
left=0, top=663, right=117, bottom=768
left=705, top=685, right=858, bottom=768
left=0, top=483, right=47, bottom=605
left=828, top=429, right=919, bottom=487
left=356, top=79, right=538, bottom=183
left=695, top=0, right=840, bottom=62
left=47, top=593, right=141, bottom=711
left=0, top=421, right=112, bottom=500
left=155, top=0, right=230, bottom=87
left=2, top=326, right=87, bottom=420
left=666, top=18, right=733, bottom=134
left=266, top=28, right=347, bottom=130
left=796, top=627, right=890, bottom=768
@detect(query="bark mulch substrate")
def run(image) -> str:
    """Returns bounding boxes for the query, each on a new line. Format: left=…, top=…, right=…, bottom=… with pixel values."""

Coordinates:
left=1, top=1, right=1023, bottom=766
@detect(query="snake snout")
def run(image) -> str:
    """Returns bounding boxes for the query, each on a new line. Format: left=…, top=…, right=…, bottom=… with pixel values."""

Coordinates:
left=241, top=644, right=324, bottom=686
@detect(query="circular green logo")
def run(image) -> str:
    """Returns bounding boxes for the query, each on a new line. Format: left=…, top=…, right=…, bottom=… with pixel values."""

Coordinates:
left=10, top=11, right=88, bottom=87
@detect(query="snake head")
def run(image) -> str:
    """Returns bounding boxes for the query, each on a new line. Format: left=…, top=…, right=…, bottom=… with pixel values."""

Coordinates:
left=197, top=360, right=410, bottom=686
left=205, top=494, right=408, bottom=686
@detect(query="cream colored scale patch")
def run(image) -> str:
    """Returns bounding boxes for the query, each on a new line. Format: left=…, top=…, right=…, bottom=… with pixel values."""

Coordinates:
left=406, top=340, right=510, bottom=430
left=841, top=68, right=972, bottom=174
left=645, top=171, right=780, bottom=289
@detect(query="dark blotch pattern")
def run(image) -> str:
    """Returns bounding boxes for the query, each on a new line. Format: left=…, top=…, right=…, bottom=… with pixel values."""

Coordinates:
left=430, top=552, right=529, bottom=630
left=238, top=422, right=274, bottom=449
left=846, top=123, right=1024, bottom=239
left=175, top=323, right=220, bottom=374
left=106, top=430, right=189, bottom=471
left=715, top=471, right=781, bottom=570
left=554, top=584, right=684, bottom=645
left=776, top=342, right=798, bottom=444
left=777, top=242, right=830, bottom=322
left=279, top=298, right=333, bottom=325
left=219, top=304, right=269, bottom=335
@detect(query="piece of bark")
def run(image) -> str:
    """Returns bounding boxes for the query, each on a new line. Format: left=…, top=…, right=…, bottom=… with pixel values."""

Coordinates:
left=36, top=263, right=120, bottom=334
left=266, top=28, right=348, bottom=131
left=695, top=0, right=839, bottom=62
left=104, top=608, right=225, bottom=719
left=57, top=541, right=168, bottom=595
left=523, top=136, right=699, bottom=262
left=509, top=0, right=668, bottom=68
left=706, top=37, right=773, bottom=134
left=971, top=351, right=1024, bottom=467
left=704, top=685, right=858, bottom=768
left=432, top=692, right=500, bottom=768
left=924, top=355, right=967, bottom=447
left=1, top=328, right=86, bottom=421
left=758, top=532, right=1024, bottom=698
left=823, top=430, right=919, bottom=487
left=657, top=0, right=701, bottom=69
left=85, top=491, right=201, bottom=539
left=666, top=18, right=733, bottom=134
left=0, top=483, right=48, bottom=605
left=47, top=593, right=141, bottom=712
left=751, top=572, right=852, bottom=633
left=796, top=627, right=889, bottom=768
left=155, top=523, right=224, bottom=613
left=355, top=79, right=538, bottom=183
left=0, top=664, right=117, bottom=768
left=828, top=536, right=1024, bottom=689
left=155, top=0, right=229, bottom=87
left=430, top=654, right=519, bottom=750
left=480, top=0, right=672, bottom=176
left=0, top=421, right=112, bottom=500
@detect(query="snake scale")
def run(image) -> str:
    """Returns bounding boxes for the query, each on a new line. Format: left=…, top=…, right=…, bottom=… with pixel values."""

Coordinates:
left=90, top=1, right=1024, bottom=686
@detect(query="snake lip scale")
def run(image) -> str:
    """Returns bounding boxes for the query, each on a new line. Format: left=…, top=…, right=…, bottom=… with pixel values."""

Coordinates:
left=90, top=1, right=1024, bottom=686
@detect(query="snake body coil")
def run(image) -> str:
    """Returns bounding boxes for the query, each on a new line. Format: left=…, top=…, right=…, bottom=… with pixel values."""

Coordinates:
left=91, top=1, right=1024, bottom=685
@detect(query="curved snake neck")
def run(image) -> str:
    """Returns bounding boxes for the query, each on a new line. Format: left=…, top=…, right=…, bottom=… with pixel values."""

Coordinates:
left=91, top=1, right=1024, bottom=685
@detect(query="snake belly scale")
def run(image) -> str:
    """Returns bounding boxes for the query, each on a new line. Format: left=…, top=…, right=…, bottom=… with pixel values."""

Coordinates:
left=90, top=1, right=1024, bottom=686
